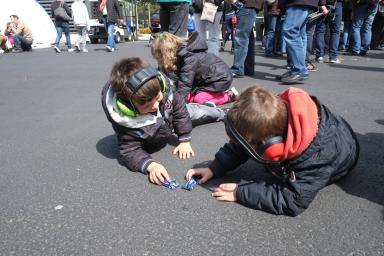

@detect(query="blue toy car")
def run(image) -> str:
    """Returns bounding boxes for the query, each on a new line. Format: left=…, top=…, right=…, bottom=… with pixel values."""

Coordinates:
left=181, top=177, right=199, bottom=191
left=162, top=180, right=179, bottom=190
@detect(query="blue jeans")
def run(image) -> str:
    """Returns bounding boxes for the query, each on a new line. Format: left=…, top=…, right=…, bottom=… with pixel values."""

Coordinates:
left=186, top=103, right=225, bottom=126
left=224, top=13, right=235, bottom=49
left=265, top=15, right=281, bottom=55
left=314, top=2, right=342, bottom=60
left=107, top=21, right=116, bottom=49
left=54, top=21, right=71, bottom=49
left=231, top=7, right=257, bottom=76
left=283, top=6, right=310, bottom=75
left=351, top=4, right=378, bottom=54
left=13, top=35, right=33, bottom=50
left=339, top=20, right=351, bottom=49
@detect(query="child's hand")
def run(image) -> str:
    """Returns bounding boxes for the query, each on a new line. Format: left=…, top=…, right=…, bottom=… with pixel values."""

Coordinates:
left=173, top=142, right=195, bottom=159
left=147, top=162, right=170, bottom=185
left=185, top=167, right=213, bottom=184
left=212, top=183, right=238, bottom=202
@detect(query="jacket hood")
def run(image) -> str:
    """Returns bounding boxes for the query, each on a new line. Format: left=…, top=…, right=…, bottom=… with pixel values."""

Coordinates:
left=184, top=32, right=208, bottom=53
left=279, top=87, right=319, bottom=160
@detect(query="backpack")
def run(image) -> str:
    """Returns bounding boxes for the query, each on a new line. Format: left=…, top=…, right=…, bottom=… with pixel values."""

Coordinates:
left=54, top=2, right=71, bottom=21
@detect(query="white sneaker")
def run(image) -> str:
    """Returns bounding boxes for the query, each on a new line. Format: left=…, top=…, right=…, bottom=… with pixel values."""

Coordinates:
left=227, top=87, right=239, bottom=102
left=74, top=44, right=80, bottom=52
left=0, top=49, right=4, bottom=54
left=82, top=48, right=88, bottom=53
left=106, top=45, right=115, bottom=52
left=329, top=58, right=341, bottom=64
left=316, top=56, right=324, bottom=63
left=202, top=101, right=217, bottom=108
left=53, top=45, right=61, bottom=53
left=68, top=48, right=75, bottom=52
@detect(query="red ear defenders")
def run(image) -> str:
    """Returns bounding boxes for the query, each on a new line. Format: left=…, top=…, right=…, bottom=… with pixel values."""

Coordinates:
left=224, top=115, right=285, bottom=165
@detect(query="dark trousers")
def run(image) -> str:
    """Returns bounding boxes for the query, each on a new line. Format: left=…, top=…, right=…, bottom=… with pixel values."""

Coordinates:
left=159, top=2, right=189, bottom=38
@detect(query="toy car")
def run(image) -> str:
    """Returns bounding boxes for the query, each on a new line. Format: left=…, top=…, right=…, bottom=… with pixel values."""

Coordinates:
left=162, top=180, right=179, bottom=190
left=181, top=177, right=199, bottom=191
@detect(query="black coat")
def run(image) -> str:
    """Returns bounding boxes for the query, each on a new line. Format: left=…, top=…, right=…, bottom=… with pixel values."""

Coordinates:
left=101, top=79, right=192, bottom=174
left=175, top=32, right=233, bottom=99
left=209, top=98, right=359, bottom=216
left=51, top=0, right=72, bottom=22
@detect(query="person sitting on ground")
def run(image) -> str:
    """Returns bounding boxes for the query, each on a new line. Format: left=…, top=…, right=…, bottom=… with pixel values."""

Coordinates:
left=9, top=15, right=33, bottom=52
left=4, top=22, right=15, bottom=47
left=101, top=57, right=227, bottom=185
left=0, top=30, right=12, bottom=53
left=186, top=86, right=359, bottom=216
left=151, top=31, right=237, bottom=106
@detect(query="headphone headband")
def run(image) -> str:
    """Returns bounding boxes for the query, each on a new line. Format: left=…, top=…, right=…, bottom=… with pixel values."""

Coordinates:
left=125, top=66, right=159, bottom=93
left=224, top=115, right=282, bottom=166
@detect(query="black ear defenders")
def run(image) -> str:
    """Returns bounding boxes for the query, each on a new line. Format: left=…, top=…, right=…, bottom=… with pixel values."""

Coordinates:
left=116, top=66, right=167, bottom=118
left=125, top=66, right=167, bottom=94
left=224, top=115, right=285, bottom=165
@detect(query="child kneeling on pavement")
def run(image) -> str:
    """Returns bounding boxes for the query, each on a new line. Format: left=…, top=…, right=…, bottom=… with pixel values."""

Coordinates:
left=186, top=86, right=359, bottom=216
left=101, top=57, right=227, bottom=185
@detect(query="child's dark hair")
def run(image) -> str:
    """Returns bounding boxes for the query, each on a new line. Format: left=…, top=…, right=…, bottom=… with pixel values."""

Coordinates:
left=110, top=57, right=161, bottom=106
left=227, top=86, right=287, bottom=149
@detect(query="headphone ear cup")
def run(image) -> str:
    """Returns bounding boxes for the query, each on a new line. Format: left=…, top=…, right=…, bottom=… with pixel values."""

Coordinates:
left=116, top=99, right=137, bottom=117
left=258, top=136, right=285, bottom=161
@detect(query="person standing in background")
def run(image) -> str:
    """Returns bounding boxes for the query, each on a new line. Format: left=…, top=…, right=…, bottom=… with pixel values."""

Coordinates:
left=51, top=0, right=73, bottom=53
left=98, top=0, right=123, bottom=52
left=72, top=0, right=91, bottom=52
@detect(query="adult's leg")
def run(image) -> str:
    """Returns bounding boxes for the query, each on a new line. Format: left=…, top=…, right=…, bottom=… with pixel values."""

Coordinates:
left=283, top=6, right=309, bottom=75
left=107, top=21, right=116, bottom=49
left=194, top=13, right=207, bottom=40
left=265, top=15, right=278, bottom=56
left=328, top=2, right=343, bottom=60
left=360, top=4, right=378, bottom=53
left=62, top=22, right=72, bottom=49
left=231, top=8, right=257, bottom=76
left=206, top=11, right=223, bottom=56
left=351, top=6, right=364, bottom=54
left=159, top=3, right=170, bottom=32
left=314, top=16, right=326, bottom=60
left=54, top=24, right=63, bottom=47
left=167, top=2, right=189, bottom=38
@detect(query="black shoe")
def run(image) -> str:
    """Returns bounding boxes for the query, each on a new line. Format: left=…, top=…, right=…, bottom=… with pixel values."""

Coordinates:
left=12, top=48, right=23, bottom=53
left=232, top=72, right=244, bottom=78
left=275, top=71, right=290, bottom=81
left=281, top=73, right=309, bottom=84
left=359, top=51, right=367, bottom=56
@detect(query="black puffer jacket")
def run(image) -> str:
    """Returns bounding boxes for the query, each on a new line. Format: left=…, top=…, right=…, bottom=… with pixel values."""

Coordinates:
left=209, top=98, right=359, bottom=216
left=101, top=78, right=192, bottom=174
left=175, top=32, right=233, bottom=100
left=51, top=0, right=72, bottom=22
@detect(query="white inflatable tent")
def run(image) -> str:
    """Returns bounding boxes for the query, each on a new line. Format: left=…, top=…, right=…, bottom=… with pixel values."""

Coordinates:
left=0, top=0, right=56, bottom=48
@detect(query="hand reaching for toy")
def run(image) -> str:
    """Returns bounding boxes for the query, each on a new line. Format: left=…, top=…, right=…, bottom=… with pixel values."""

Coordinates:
left=147, top=162, right=170, bottom=185
left=212, top=183, right=238, bottom=202
left=185, top=167, right=213, bottom=184
left=173, top=142, right=195, bottom=159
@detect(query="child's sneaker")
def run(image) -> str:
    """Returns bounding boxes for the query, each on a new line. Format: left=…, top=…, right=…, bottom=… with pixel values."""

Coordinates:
left=82, top=48, right=88, bottom=53
left=202, top=101, right=217, bottom=108
left=227, top=87, right=239, bottom=102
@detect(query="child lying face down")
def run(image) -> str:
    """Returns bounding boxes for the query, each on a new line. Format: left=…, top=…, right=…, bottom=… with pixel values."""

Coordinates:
left=186, top=86, right=359, bottom=216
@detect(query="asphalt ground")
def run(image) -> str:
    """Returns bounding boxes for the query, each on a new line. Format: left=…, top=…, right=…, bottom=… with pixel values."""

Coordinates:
left=0, top=41, right=383, bottom=256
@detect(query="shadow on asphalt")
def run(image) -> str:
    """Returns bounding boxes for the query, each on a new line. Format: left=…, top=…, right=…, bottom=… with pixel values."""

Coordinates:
left=96, top=134, right=180, bottom=160
left=326, top=63, right=384, bottom=73
left=375, top=120, right=384, bottom=125
left=337, top=132, right=384, bottom=207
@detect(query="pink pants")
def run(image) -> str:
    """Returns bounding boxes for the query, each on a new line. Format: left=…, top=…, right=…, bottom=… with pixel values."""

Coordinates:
left=187, top=91, right=229, bottom=105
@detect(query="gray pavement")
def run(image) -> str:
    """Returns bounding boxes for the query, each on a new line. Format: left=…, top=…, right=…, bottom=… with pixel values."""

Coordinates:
left=0, top=41, right=383, bottom=256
